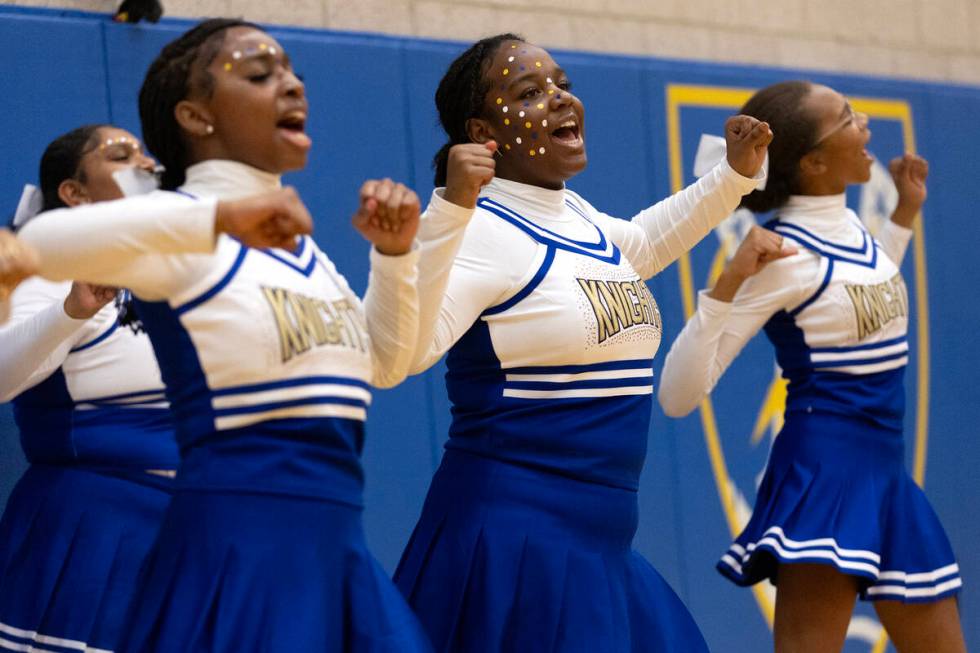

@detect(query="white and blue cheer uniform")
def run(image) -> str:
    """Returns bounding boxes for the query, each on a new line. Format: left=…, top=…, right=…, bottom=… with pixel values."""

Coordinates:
left=659, top=193, right=961, bottom=602
left=19, top=159, right=462, bottom=652
left=395, top=160, right=762, bottom=652
left=0, top=276, right=176, bottom=653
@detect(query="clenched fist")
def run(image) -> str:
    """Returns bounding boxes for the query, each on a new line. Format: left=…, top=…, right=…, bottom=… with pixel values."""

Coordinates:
left=889, top=153, right=928, bottom=228
left=0, top=229, right=39, bottom=301
left=443, top=141, right=498, bottom=209
left=725, top=115, right=773, bottom=179
left=352, top=178, right=421, bottom=256
left=709, top=226, right=797, bottom=302
left=215, top=187, right=314, bottom=250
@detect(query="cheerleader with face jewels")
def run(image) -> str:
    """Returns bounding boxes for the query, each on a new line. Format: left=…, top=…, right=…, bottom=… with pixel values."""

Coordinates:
left=18, top=17, right=474, bottom=653
left=0, top=229, right=37, bottom=323
left=0, top=125, right=177, bottom=653
left=394, top=34, right=771, bottom=652
left=658, top=81, right=966, bottom=653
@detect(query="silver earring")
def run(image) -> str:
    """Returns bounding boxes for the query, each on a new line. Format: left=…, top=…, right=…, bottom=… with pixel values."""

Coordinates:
left=205, top=124, right=214, bottom=135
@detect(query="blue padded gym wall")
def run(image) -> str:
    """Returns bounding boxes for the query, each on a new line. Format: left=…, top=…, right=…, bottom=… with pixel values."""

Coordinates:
left=1, top=7, right=977, bottom=651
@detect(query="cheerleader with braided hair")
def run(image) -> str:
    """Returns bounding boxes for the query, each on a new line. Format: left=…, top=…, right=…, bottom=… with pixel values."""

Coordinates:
left=20, top=17, right=475, bottom=653
left=394, top=34, right=771, bottom=651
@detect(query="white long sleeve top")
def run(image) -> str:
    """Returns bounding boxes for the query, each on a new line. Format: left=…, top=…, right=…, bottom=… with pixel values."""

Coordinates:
left=658, top=193, right=914, bottom=424
left=18, top=159, right=473, bottom=501
left=400, top=159, right=762, bottom=488
left=410, top=159, right=765, bottom=373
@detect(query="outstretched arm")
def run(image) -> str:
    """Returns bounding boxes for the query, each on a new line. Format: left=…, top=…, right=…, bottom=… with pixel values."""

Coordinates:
left=597, top=116, right=772, bottom=279
left=18, top=188, right=313, bottom=300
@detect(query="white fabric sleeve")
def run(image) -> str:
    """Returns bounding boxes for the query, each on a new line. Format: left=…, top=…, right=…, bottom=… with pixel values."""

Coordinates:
left=313, top=242, right=421, bottom=389
left=17, top=193, right=219, bottom=300
left=657, top=253, right=814, bottom=418
left=409, top=209, right=535, bottom=374
left=361, top=246, right=421, bottom=389
left=593, top=159, right=763, bottom=280
left=876, top=220, right=914, bottom=266
left=408, top=190, right=479, bottom=373
left=0, top=279, right=89, bottom=401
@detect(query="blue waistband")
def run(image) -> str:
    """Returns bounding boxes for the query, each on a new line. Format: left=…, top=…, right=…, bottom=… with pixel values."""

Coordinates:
left=174, top=417, right=365, bottom=506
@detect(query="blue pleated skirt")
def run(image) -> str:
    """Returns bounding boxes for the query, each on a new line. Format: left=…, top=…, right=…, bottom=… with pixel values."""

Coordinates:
left=0, top=464, right=172, bottom=652
left=394, top=450, right=709, bottom=652
left=717, top=412, right=961, bottom=602
left=118, top=489, right=432, bottom=653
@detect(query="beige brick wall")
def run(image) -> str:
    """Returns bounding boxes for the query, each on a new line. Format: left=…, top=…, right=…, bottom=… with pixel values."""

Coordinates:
left=6, top=0, right=980, bottom=85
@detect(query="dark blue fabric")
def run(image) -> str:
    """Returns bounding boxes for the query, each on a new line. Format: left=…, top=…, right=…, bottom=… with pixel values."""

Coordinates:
left=0, top=466, right=172, bottom=651
left=120, top=490, right=431, bottom=653
left=395, top=450, right=708, bottom=652
left=717, top=413, right=960, bottom=603
left=13, top=369, right=177, bottom=470
left=444, top=320, right=652, bottom=490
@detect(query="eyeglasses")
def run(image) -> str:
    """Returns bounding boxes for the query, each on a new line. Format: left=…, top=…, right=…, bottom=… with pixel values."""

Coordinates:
left=810, top=102, right=868, bottom=150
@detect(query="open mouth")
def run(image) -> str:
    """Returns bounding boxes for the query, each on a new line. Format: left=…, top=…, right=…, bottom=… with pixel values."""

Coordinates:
left=551, top=119, right=583, bottom=148
left=277, top=112, right=312, bottom=150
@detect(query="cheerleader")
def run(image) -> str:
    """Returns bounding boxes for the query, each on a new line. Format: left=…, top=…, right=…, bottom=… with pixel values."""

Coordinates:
left=658, top=81, right=966, bottom=652
left=20, top=18, right=470, bottom=653
left=0, top=125, right=179, bottom=653
left=394, top=34, right=770, bottom=651
left=0, top=229, right=37, bottom=323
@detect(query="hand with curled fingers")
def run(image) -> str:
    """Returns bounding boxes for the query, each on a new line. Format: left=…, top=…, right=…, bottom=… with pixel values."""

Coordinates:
left=725, top=115, right=773, bottom=179
left=442, top=141, right=498, bottom=209
left=709, top=226, right=798, bottom=302
left=214, top=187, right=314, bottom=250
left=352, top=178, right=421, bottom=256
left=0, top=229, right=39, bottom=301
left=64, top=282, right=119, bottom=320
left=889, top=153, right=928, bottom=228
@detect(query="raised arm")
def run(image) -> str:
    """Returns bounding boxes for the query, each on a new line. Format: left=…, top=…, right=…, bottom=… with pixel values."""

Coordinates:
left=877, top=153, right=927, bottom=265
left=597, top=116, right=772, bottom=279
left=658, top=226, right=804, bottom=417
left=342, top=178, right=422, bottom=388
left=410, top=142, right=499, bottom=374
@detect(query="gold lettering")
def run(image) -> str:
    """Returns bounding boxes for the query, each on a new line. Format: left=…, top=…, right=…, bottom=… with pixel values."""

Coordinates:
left=262, top=286, right=307, bottom=363
left=597, top=281, right=630, bottom=333
left=620, top=281, right=644, bottom=324
left=577, top=278, right=617, bottom=343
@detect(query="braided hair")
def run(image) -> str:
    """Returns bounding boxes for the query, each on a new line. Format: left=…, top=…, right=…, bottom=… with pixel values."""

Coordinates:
left=139, top=18, right=260, bottom=190
left=738, top=80, right=820, bottom=214
left=432, top=33, right=524, bottom=186
left=38, top=124, right=108, bottom=213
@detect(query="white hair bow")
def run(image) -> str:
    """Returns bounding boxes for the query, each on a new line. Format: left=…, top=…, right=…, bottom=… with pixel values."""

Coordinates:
left=693, top=134, right=768, bottom=190
left=12, top=184, right=43, bottom=230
